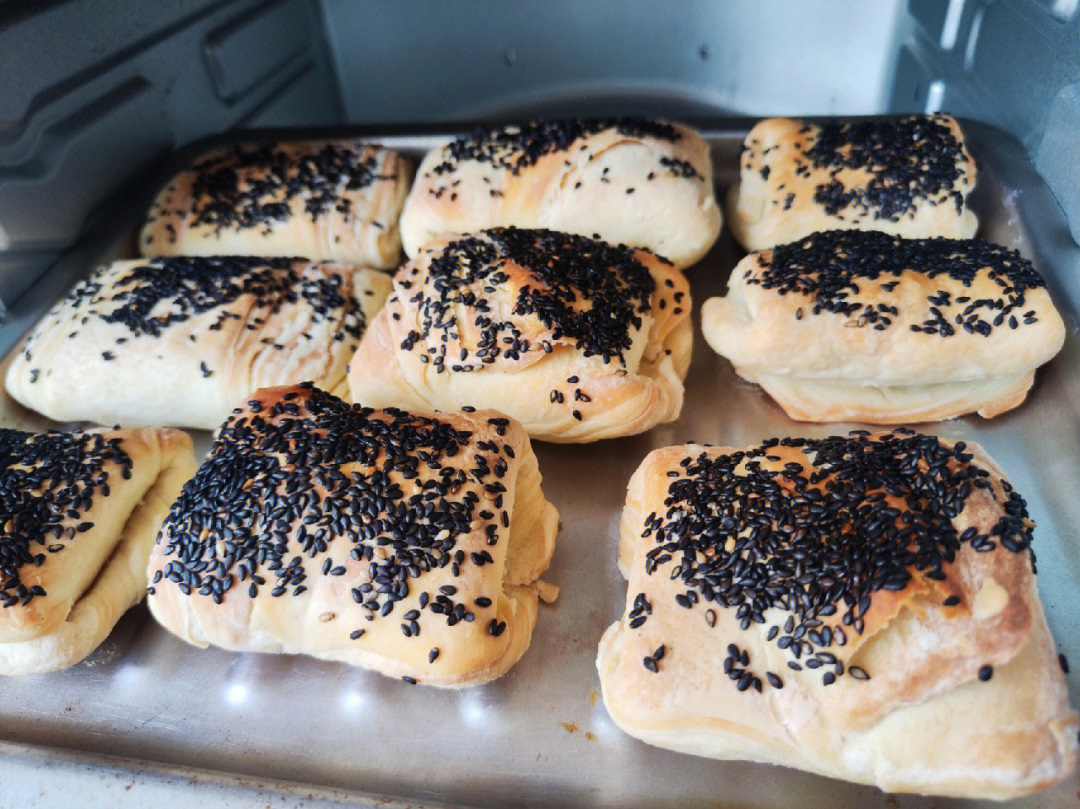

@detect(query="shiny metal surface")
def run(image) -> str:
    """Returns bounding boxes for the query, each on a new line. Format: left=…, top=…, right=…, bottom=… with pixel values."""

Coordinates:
left=0, top=122, right=1076, bottom=808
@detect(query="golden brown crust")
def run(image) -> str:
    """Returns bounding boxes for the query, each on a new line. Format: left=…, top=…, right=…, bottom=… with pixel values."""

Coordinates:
left=5, top=257, right=391, bottom=430
left=348, top=228, right=691, bottom=442
left=599, top=433, right=1078, bottom=799
left=140, top=140, right=411, bottom=269
left=146, top=385, right=559, bottom=686
left=701, top=232, right=1065, bottom=423
left=400, top=119, right=721, bottom=268
left=727, top=116, right=978, bottom=251
left=0, top=427, right=194, bottom=672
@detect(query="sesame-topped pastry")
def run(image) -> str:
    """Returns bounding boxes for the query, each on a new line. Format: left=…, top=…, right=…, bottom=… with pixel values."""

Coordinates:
left=399, top=119, right=721, bottom=269
left=146, top=384, right=559, bottom=687
left=701, top=231, right=1065, bottom=423
left=597, top=430, right=1078, bottom=799
left=348, top=227, right=692, bottom=443
left=5, top=256, right=392, bottom=431
left=0, top=426, right=195, bottom=674
left=728, top=115, right=978, bottom=251
left=140, top=141, right=411, bottom=269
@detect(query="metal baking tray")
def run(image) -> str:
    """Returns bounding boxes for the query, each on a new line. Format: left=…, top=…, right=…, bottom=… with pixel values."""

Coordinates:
left=0, top=121, right=1076, bottom=809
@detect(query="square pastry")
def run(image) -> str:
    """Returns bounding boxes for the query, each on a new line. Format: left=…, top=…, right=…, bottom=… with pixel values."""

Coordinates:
left=400, top=119, right=721, bottom=269
left=5, top=256, right=391, bottom=430
left=348, top=227, right=692, bottom=442
left=146, top=384, right=559, bottom=687
left=727, top=115, right=978, bottom=251
left=597, top=430, right=1078, bottom=798
left=701, top=230, right=1065, bottom=423
left=0, top=426, right=195, bottom=674
left=141, top=140, right=411, bottom=269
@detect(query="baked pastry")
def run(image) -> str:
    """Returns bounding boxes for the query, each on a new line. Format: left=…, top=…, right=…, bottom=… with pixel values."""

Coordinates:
left=701, top=230, right=1065, bottom=423
left=0, top=426, right=194, bottom=675
left=399, top=118, right=721, bottom=268
left=140, top=140, right=410, bottom=269
left=727, top=115, right=978, bottom=251
left=597, top=429, right=1078, bottom=799
left=5, top=256, right=392, bottom=430
left=348, top=227, right=692, bottom=442
left=146, top=384, right=559, bottom=687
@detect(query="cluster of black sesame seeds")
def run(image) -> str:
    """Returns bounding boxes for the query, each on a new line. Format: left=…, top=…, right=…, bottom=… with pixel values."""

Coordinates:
left=431, top=118, right=681, bottom=176
left=637, top=429, right=1035, bottom=689
left=800, top=115, right=970, bottom=220
left=719, top=642, right=783, bottom=691
left=401, top=227, right=655, bottom=373
left=746, top=231, right=1046, bottom=336
left=642, top=643, right=666, bottom=673
left=179, top=142, right=391, bottom=234
left=25, top=257, right=368, bottom=381
left=153, top=386, right=511, bottom=646
left=97, top=257, right=299, bottom=337
left=0, top=428, right=131, bottom=607
left=628, top=592, right=652, bottom=629
left=657, top=156, right=702, bottom=180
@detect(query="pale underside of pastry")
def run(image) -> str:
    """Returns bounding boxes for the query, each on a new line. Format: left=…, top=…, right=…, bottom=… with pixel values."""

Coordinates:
left=702, top=231, right=1065, bottom=423
left=0, top=427, right=195, bottom=675
left=598, top=433, right=1078, bottom=799
left=400, top=119, right=722, bottom=269
left=147, top=384, right=559, bottom=687
left=348, top=228, right=692, bottom=443
left=140, top=140, right=411, bottom=269
left=727, top=115, right=978, bottom=251
left=4, top=257, right=391, bottom=431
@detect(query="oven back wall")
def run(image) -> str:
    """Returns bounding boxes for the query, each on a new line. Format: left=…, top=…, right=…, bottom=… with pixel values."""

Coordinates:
left=320, top=0, right=905, bottom=123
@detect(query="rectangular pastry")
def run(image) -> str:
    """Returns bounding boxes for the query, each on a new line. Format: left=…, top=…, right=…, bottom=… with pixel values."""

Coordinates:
left=400, top=118, right=721, bottom=269
left=146, top=384, right=559, bottom=687
left=727, top=115, right=978, bottom=251
left=348, top=227, right=692, bottom=442
left=140, top=140, right=411, bottom=269
left=5, top=256, right=391, bottom=430
left=0, top=426, right=195, bottom=674
left=701, top=230, right=1065, bottom=423
left=597, top=430, right=1078, bottom=799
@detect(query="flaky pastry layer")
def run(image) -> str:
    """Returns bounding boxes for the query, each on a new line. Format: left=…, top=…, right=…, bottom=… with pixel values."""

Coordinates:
left=0, top=437, right=196, bottom=674
left=400, top=119, right=721, bottom=268
left=727, top=116, right=977, bottom=251
left=5, top=257, right=391, bottom=430
left=141, top=140, right=411, bottom=268
left=599, top=434, right=1078, bottom=799
left=147, top=385, right=559, bottom=687
left=348, top=229, right=692, bottom=442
